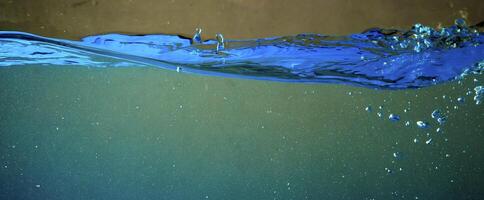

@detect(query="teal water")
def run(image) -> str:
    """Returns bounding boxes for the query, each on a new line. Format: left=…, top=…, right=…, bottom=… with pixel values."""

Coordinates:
left=0, top=62, right=483, bottom=199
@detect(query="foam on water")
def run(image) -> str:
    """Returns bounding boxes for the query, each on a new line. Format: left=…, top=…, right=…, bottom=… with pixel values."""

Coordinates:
left=0, top=19, right=483, bottom=89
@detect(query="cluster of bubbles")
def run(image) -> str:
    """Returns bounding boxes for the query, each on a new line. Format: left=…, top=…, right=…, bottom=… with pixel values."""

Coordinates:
left=366, top=18, right=480, bottom=53
left=474, top=86, right=483, bottom=105
left=362, top=57, right=482, bottom=178
left=431, top=109, right=447, bottom=125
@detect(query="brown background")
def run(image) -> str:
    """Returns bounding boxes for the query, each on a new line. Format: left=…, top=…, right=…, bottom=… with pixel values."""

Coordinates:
left=0, top=0, right=483, bottom=40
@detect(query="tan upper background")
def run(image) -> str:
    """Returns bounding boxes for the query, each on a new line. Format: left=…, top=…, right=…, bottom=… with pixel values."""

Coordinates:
left=0, top=0, right=483, bottom=40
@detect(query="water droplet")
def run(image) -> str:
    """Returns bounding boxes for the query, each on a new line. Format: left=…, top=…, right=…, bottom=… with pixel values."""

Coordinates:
left=215, top=33, right=225, bottom=53
left=455, top=18, right=467, bottom=28
left=192, top=28, right=202, bottom=44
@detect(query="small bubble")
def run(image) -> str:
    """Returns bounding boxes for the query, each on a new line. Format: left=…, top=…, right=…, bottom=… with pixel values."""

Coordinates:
left=457, top=97, right=465, bottom=103
left=35, top=184, right=41, bottom=188
left=416, top=121, right=428, bottom=128
left=431, top=109, right=442, bottom=119
left=425, top=138, right=433, bottom=145
left=365, top=106, right=372, bottom=112
left=388, top=114, right=400, bottom=122
left=437, top=117, right=447, bottom=125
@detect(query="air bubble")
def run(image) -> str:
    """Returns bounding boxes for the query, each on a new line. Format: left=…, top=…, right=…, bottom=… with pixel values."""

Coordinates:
left=388, top=114, right=400, bottom=122
left=416, top=121, right=428, bottom=128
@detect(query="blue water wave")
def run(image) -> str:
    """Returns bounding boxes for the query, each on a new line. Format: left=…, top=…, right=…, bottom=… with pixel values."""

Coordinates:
left=1, top=19, right=483, bottom=89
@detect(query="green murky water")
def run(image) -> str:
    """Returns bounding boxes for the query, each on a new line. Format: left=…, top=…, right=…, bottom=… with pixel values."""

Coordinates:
left=0, top=62, right=483, bottom=199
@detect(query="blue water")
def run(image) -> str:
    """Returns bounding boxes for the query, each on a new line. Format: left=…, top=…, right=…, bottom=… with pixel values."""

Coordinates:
left=1, top=19, right=483, bottom=89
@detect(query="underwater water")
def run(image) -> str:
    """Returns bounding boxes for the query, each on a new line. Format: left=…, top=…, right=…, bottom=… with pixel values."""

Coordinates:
left=0, top=20, right=483, bottom=199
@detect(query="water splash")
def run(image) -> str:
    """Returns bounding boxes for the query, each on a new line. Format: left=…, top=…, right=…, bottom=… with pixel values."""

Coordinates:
left=215, top=33, right=225, bottom=53
left=192, top=28, right=203, bottom=44
left=0, top=19, right=483, bottom=89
